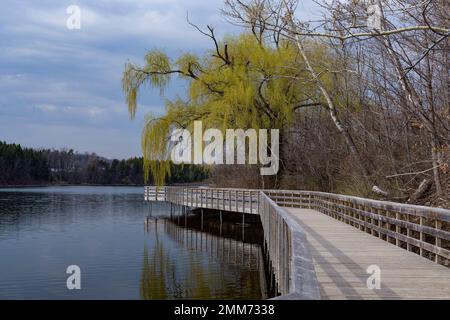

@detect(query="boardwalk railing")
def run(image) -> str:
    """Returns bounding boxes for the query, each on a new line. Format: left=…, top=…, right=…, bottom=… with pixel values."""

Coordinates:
left=145, top=186, right=260, bottom=214
left=265, top=190, right=450, bottom=267
left=259, top=192, right=320, bottom=299
left=145, top=186, right=166, bottom=202
left=144, top=186, right=321, bottom=299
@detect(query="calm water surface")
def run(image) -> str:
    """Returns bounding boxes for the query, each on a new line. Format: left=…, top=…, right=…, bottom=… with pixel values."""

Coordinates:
left=0, top=186, right=265, bottom=299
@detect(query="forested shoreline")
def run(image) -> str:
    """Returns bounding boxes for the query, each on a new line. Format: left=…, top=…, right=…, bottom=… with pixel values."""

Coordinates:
left=0, top=141, right=208, bottom=186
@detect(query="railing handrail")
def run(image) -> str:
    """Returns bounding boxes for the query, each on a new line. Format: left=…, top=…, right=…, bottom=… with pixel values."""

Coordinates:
left=145, top=186, right=450, bottom=217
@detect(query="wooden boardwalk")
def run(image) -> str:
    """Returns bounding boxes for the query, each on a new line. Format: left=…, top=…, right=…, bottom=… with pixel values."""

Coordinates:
left=145, top=186, right=450, bottom=300
left=287, top=208, right=450, bottom=300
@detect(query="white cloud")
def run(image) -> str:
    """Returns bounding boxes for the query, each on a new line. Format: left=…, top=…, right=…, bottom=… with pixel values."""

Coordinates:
left=33, top=104, right=117, bottom=118
left=34, top=104, right=58, bottom=112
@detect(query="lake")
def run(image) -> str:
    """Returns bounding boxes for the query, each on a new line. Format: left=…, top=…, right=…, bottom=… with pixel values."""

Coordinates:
left=0, top=186, right=266, bottom=300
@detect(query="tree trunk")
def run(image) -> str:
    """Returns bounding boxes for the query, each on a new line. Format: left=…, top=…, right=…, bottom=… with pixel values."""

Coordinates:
left=290, top=32, right=372, bottom=181
left=431, top=136, right=443, bottom=196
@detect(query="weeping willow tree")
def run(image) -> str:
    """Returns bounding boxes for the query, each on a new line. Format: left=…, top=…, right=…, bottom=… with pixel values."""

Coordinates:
left=123, top=29, right=330, bottom=185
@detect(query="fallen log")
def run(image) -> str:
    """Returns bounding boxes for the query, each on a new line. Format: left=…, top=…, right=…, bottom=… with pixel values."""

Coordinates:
left=408, top=179, right=432, bottom=203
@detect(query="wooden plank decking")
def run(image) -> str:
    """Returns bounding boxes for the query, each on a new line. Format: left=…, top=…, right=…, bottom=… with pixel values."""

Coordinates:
left=286, top=208, right=450, bottom=300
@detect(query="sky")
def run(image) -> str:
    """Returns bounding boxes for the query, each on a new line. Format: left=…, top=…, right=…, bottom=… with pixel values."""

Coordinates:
left=0, top=0, right=319, bottom=159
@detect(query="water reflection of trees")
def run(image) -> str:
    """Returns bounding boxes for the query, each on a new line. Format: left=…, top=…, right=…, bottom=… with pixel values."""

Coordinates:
left=0, top=192, right=147, bottom=235
left=140, top=216, right=266, bottom=300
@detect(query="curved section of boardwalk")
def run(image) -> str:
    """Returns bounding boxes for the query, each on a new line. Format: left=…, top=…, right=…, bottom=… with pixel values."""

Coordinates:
left=287, top=208, right=450, bottom=300
left=145, top=186, right=450, bottom=300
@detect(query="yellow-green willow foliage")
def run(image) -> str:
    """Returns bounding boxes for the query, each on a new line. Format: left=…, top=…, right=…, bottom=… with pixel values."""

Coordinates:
left=122, top=33, right=327, bottom=185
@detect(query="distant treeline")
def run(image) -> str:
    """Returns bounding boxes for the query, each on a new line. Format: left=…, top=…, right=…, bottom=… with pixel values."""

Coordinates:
left=0, top=141, right=208, bottom=186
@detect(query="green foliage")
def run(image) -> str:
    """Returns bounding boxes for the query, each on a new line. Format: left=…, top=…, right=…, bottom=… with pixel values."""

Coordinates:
left=123, top=33, right=335, bottom=185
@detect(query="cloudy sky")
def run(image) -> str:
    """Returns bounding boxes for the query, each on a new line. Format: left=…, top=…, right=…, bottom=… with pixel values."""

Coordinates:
left=0, top=0, right=319, bottom=159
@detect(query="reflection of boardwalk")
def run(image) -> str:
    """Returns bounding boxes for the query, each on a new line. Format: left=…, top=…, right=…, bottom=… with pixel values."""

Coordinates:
left=163, top=219, right=263, bottom=271
left=141, top=218, right=266, bottom=300
left=156, top=218, right=268, bottom=298
left=288, top=209, right=450, bottom=300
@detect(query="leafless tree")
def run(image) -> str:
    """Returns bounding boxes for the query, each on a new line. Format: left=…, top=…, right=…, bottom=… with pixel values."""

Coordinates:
left=223, top=0, right=449, bottom=203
